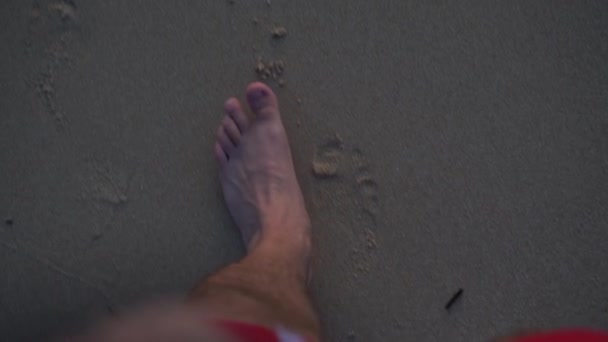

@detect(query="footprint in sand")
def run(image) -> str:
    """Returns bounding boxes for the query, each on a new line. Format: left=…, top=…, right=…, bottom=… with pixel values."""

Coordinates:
left=312, top=136, right=381, bottom=277
left=26, top=0, right=79, bottom=131
left=78, top=159, right=129, bottom=245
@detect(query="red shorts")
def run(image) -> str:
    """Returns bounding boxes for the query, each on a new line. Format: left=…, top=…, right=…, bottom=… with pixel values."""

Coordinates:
left=215, top=321, right=607, bottom=342
left=516, top=330, right=608, bottom=342
left=215, top=319, right=314, bottom=342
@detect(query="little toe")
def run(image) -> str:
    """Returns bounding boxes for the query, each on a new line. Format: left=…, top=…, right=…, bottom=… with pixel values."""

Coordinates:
left=224, top=98, right=249, bottom=132
left=246, top=82, right=280, bottom=120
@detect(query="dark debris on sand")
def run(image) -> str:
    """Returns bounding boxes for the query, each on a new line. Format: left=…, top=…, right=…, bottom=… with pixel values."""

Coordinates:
left=445, top=288, right=464, bottom=310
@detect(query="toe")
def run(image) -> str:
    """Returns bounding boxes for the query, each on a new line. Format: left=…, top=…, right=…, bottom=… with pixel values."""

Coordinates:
left=216, top=126, right=235, bottom=156
left=224, top=98, right=249, bottom=132
left=246, top=82, right=280, bottom=120
left=214, top=142, right=228, bottom=167
left=222, top=117, right=241, bottom=146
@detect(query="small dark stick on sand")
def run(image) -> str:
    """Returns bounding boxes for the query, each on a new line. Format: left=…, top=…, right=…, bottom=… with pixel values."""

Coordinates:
left=445, top=288, right=463, bottom=310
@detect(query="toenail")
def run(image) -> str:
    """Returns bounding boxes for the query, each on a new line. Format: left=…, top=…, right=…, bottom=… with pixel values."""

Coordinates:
left=254, top=89, right=267, bottom=98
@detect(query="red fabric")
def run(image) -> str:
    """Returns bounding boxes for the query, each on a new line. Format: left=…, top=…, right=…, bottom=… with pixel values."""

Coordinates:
left=215, top=319, right=279, bottom=342
left=516, top=330, right=608, bottom=342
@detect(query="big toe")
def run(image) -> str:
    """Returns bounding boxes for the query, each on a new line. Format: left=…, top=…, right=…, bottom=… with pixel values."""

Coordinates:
left=246, top=82, right=280, bottom=120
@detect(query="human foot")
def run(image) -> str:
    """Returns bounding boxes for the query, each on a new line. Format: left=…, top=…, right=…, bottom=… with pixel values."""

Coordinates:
left=214, top=82, right=311, bottom=260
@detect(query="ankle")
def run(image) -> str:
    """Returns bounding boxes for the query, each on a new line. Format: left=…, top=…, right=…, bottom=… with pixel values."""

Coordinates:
left=252, top=233, right=312, bottom=281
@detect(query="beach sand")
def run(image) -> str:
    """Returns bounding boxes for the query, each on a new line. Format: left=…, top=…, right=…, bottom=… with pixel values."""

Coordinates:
left=1, top=1, right=608, bottom=341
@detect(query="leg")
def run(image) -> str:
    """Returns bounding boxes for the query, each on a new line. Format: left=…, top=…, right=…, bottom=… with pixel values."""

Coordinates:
left=188, top=82, right=320, bottom=338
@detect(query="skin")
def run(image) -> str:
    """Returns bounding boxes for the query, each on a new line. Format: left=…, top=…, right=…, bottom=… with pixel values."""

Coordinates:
left=188, top=82, right=320, bottom=339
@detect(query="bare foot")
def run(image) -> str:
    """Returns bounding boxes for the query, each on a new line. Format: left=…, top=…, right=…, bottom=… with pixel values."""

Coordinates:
left=214, top=82, right=311, bottom=271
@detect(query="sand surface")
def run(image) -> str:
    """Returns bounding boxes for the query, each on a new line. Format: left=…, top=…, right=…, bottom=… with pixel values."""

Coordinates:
left=2, top=1, right=608, bottom=341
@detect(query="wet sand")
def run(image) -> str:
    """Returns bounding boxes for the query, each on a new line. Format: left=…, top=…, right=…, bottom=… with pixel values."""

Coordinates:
left=1, top=1, right=608, bottom=341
